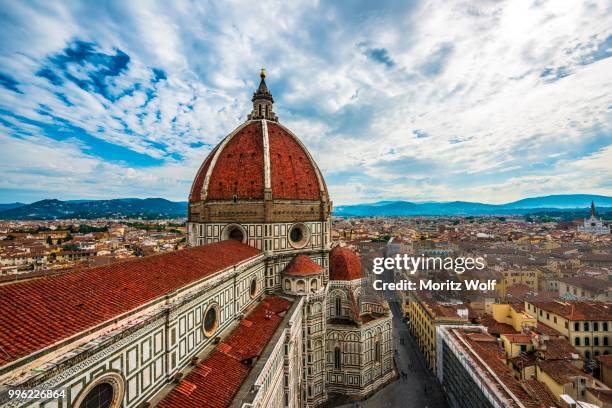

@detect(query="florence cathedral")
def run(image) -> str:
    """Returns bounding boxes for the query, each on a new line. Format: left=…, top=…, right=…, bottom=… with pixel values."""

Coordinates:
left=0, top=71, right=394, bottom=408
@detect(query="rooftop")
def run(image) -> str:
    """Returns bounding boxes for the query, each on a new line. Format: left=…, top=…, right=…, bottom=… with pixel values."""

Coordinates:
left=527, top=300, right=612, bottom=320
left=282, top=254, right=324, bottom=276
left=446, top=327, right=541, bottom=408
left=0, top=240, right=261, bottom=367
left=537, top=359, right=591, bottom=384
left=158, top=296, right=292, bottom=408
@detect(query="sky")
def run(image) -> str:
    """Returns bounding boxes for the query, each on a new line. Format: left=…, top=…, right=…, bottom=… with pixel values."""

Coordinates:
left=0, top=0, right=611, bottom=205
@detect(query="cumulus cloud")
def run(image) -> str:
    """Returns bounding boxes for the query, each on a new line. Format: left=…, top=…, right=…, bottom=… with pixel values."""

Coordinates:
left=0, top=0, right=610, bottom=204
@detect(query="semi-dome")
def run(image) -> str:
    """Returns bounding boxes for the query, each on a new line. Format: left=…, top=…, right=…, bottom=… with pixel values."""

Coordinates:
left=329, top=246, right=363, bottom=281
left=188, top=70, right=331, bottom=224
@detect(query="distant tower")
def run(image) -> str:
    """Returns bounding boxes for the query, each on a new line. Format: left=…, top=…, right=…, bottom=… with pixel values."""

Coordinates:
left=578, top=201, right=610, bottom=234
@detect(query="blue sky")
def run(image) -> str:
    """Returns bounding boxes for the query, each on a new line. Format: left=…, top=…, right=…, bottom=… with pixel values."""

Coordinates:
left=0, top=0, right=610, bottom=205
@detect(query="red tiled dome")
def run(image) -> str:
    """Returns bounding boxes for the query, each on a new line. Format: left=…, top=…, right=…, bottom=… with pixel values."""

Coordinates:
left=283, top=254, right=324, bottom=276
left=189, top=120, right=327, bottom=203
left=329, top=246, right=363, bottom=281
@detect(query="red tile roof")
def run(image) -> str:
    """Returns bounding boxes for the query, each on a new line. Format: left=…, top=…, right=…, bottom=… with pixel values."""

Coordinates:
left=520, top=379, right=560, bottom=407
left=268, top=122, right=322, bottom=200
left=189, top=121, right=327, bottom=203
left=207, top=122, right=265, bottom=200
left=537, top=359, right=591, bottom=384
left=597, top=354, right=612, bottom=367
left=282, top=254, right=324, bottom=276
left=452, top=328, right=541, bottom=408
left=528, top=300, right=612, bottom=320
left=158, top=296, right=292, bottom=408
left=329, top=246, right=363, bottom=281
left=189, top=143, right=219, bottom=202
left=0, top=240, right=261, bottom=367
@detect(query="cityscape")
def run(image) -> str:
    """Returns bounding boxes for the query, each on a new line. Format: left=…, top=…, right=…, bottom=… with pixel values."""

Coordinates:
left=1, top=1, right=611, bottom=408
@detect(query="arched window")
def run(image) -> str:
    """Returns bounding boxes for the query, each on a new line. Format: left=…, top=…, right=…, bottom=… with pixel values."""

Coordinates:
left=375, top=340, right=381, bottom=363
left=335, top=297, right=342, bottom=317
left=296, top=280, right=305, bottom=293
left=334, top=347, right=341, bottom=370
left=249, top=278, right=257, bottom=298
left=575, top=337, right=581, bottom=346
left=585, top=350, right=591, bottom=360
left=604, top=322, right=609, bottom=331
left=585, top=337, right=590, bottom=346
left=310, top=279, right=318, bottom=293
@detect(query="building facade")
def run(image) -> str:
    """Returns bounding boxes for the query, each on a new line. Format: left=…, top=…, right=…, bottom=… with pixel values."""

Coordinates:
left=578, top=202, right=610, bottom=235
left=0, top=72, right=394, bottom=408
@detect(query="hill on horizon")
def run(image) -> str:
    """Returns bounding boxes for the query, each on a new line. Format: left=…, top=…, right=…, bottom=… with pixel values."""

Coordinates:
left=0, top=198, right=187, bottom=220
left=1, top=194, right=611, bottom=219
left=333, top=194, right=612, bottom=217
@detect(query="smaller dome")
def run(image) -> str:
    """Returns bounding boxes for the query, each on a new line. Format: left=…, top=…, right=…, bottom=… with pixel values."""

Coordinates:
left=283, top=255, right=324, bottom=277
left=330, top=246, right=363, bottom=281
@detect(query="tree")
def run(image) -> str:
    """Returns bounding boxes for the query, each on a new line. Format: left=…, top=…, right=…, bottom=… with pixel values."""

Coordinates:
left=46, top=236, right=53, bottom=245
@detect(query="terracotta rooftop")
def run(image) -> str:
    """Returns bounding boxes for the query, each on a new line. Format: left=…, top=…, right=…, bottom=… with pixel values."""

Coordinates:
left=537, top=337, right=580, bottom=361
left=519, top=379, right=560, bottom=407
left=537, top=359, right=590, bottom=384
left=0, top=240, right=261, bottom=367
left=329, top=246, right=363, bottom=281
left=528, top=300, right=612, bottom=320
left=189, top=120, right=326, bottom=203
left=158, top=296, right=292, bottom=408
left=282, top=254, right=324, bottom=276
left=597, top=354, right=612, bottom=367
left=479, top=314, right=520, bottom=335
left=422, top=300, right=468, bottom=320
left=501, top=333, right=532, bottom=343
left=559, top=276, right=612, bottom=293
left=450, top=328, right=541, bottom=408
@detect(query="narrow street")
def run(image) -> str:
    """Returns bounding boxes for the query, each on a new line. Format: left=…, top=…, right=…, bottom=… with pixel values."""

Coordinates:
left=338, top=269, right=449, bottom=408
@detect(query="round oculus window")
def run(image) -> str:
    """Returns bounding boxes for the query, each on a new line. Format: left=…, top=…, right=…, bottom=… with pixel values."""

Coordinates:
left=73, top=373, right=124, bottom=408
left=229, top=228, right=244, bottom=242
left=288, top=223, right=310, bottom=248
left=81, top=382, right=114, bottom=408
left=203, top=304, right=219, bottom=337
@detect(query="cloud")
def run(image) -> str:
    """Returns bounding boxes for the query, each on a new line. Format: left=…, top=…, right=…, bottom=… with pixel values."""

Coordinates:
left=0, top=0, right=610, bottom=204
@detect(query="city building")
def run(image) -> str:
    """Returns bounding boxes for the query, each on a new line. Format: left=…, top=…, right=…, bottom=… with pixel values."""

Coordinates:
left=406, top=293, right=469, bottom=373
left=578, top=202, right=611, bottom=235
left=0, top=73, right=394, bottom=408
left=556, top=276, right=612, bottom=302
left=525, top=300, right=612, bottom=361
left=437, top=326, right=554, bottom=408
